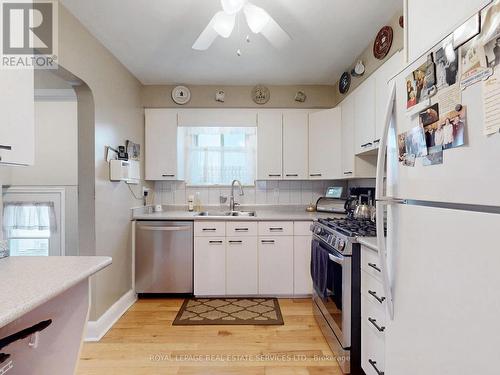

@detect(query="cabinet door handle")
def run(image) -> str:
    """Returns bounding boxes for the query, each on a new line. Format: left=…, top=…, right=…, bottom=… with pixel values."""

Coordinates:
left=368, top=359, right=385, bottom=375
left=268, top=174, right=281, bottom=177
left=309, top=173, right=322, bottom=177
left=228, top=240, right=243, bottom=244
left=261, top=240, right=275, bottom=244
left=202, top=228, right=217, bottom=232
left=234, top=228, right=249, bottom=232
left=269, top=227, right=283, bottom=232
left=368, top=262, right=381, bottom=272
left=209, top=240, right=223, bottom=245
left=162, top=174, right=175, bottom=177
left=368, top=290, right=386, bottom=304
left=368, top=317, right=386, bottom=332
left=0, top=145, right=12, bottom=150
left=285, top=174, right=298, bottom=177
left=343, top=171, right=353, bottom=175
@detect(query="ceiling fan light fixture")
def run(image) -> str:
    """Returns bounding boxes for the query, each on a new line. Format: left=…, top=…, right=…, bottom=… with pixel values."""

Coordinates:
left=243, top=3, right=271, bottom=33
left=212, top=11, right=236, bottom=38
left=221, top=0, right=247, bottom=15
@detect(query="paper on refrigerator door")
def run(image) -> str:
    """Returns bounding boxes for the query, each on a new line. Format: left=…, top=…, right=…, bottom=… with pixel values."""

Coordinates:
left=482, top=69, right=500, bottom=135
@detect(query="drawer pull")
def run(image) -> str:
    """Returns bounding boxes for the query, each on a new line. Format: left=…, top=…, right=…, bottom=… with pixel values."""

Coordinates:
left=0, top=145, right=12, bottom=150
left=286, top=174, right=298, bottom=177
left=368, top=262, right=381, bottom=272
left=209, top=240, right=223, bottom=245
left=343, top=171, right=353, bottom=175
left=369, top=359, right=384, bottom=375
left=228, top=240, right=243, bottom=244
left=269, top=227, right=283, bottom=231
left=202, top=228, right=217, bottom=232
left=268, top=174, right=281, bottom=177
left=261, top=240, right=275, bottom=244
left=368, top=290, right=386, bottom=304
left=368, top=317, right=386, bottom=332
left=234, top=228, right=249, bottom=232
left=361, top=142, right=373, bottom=148
left=373, top=139, right=381, bottom=144
left=162, top=174, right=175, bottom=177
left=310, top=173, right=322, bottom=177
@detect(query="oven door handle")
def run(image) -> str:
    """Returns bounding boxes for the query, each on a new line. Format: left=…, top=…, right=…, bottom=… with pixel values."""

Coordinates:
left=328, top=252, right=344, bottom=265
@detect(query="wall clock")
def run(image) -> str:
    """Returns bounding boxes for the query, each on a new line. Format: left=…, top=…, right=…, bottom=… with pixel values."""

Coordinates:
left=339, top=72, right=351, bottom=94
left=373, top=26, right=393, bottom=60
left=171, top=85, right=191, bottom=105
left=252, top=85, right=270, bottom=105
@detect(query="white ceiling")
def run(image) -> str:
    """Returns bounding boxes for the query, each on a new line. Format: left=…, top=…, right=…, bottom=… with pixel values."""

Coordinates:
left=61, top=0, right=402, bottom=85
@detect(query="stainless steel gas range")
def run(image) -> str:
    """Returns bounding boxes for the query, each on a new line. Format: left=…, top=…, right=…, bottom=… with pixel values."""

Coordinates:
left=310, top=217, right=379, bottom=375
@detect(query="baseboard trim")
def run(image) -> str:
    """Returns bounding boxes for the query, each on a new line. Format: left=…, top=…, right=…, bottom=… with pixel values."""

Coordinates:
left=85, top=289, right=137, bottom=342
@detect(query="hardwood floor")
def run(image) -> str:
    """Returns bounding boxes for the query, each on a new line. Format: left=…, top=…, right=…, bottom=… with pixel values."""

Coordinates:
left=78, top=298, right=342, bottom=375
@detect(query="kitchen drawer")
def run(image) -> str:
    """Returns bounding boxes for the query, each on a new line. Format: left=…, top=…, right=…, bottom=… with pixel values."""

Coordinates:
left=361, top=246, right=383, bottom=282
left=362, top=318, right=386, bottom=375
left=362, top=270, right=387, bottom=318
left=226, top=221, right=258, bottom=237
left=194, top=221, right=226, bottom=237
left=362, top=295, right=387, bottom=338
left=293, top=221, right=313, bottom=236
left=258, top=221, right=294, bottom=236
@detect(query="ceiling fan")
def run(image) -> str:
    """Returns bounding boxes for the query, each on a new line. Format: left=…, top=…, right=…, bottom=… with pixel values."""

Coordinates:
left=192, top=0, right=291, bottom=51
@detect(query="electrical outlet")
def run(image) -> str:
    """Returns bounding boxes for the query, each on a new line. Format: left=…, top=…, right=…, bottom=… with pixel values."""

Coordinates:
left=142, top=187, right=150, bottom=197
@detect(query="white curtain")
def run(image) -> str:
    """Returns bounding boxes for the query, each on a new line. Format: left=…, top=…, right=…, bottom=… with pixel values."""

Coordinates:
left=179, top=127, right=256, bottom=186
left=3, top=202, right=57, bottom=232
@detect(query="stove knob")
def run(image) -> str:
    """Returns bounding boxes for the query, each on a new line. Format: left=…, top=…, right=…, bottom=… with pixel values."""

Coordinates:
left=314, top=227, right=323, bottom=235
left=337, top=239, right=345, bottom=251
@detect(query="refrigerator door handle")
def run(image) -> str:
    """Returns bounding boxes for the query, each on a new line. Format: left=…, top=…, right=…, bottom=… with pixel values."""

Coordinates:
left=375, top=81, right=396, bottom=320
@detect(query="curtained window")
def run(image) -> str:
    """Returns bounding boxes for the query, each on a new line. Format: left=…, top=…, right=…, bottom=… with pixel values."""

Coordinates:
left=179, top=127, right=256, bottom=186
left=3, top=202, right=57, bottom=256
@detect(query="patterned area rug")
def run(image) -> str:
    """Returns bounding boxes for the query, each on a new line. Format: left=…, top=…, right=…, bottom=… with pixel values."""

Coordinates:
left=172, top=298, right=284, bottom=326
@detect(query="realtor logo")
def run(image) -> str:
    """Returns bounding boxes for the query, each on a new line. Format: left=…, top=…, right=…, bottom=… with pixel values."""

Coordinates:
left=1, top=0, right=58, bottom=69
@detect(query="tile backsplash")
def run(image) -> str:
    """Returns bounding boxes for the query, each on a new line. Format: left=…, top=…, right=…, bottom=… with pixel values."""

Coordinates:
left=154, top=180, right=347, bottom=207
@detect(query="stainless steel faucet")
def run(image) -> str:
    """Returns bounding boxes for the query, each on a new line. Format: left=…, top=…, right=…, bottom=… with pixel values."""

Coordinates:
left=229, top=180, right=244, bottom=211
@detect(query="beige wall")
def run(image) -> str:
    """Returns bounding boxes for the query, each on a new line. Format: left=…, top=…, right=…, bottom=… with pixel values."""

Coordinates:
left=58, top=4, right=144, bottom=320
left=333, top=11, right=404, bottom=105
left=142, top=85, right=336, bottom=109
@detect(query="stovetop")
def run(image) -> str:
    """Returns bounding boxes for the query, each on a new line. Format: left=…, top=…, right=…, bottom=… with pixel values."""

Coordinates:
left=317, top=217, right=379, bottom=237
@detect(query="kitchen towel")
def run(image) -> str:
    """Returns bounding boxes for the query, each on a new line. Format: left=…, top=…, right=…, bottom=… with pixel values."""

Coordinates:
left=310, top=240, right=329, bottom=298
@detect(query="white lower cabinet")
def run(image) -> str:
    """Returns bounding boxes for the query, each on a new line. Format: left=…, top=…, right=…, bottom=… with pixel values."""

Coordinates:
left=194, top=237, right=226, bottom=296
left=226, top=237, right=258, bottom=295
left=258, top=236, right=294, bottom=295
left=361, top=245, right=386, bottom=375
left=194, top=220, right=313, bottom=297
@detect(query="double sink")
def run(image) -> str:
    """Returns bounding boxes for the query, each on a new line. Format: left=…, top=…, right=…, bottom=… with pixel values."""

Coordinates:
left=196, top=210, right=256, bottom=217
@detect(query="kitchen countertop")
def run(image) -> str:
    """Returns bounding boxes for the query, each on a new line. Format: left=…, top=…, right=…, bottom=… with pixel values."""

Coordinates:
left=357, top=237, right=378, bottom=251
left=132, top=205, right=346, bottom=221
left=0, top=256, right=111, bottom=327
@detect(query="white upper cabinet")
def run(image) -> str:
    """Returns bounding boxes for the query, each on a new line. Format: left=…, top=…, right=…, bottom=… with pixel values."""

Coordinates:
left=354, top=75, right=376, bottom=155
left=257, top=111, right=283, bottom=180
left=145, top=108, right=181, bottom=181
left=374, top=51, right=404, bottom=143
left=0, top=69, right=35, bottom=166
left=282, top=110, right=309, bottom=180
left=341, top=95, right=355, bottom=177
left=407, top=0, right=489, bottom=63
left=308, top=108, right=341, bottom=180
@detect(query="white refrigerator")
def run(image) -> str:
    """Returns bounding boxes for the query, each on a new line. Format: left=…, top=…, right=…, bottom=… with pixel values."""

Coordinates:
left=375, top=22, right=500, bottom=375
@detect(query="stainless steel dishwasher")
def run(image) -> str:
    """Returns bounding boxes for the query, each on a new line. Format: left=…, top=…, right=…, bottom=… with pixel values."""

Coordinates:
left=135, top=221, right=193, bottom=294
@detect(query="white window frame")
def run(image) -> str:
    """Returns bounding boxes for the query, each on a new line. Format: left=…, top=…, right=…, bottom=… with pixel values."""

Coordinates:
left=3, top=186, right=65, bottom=256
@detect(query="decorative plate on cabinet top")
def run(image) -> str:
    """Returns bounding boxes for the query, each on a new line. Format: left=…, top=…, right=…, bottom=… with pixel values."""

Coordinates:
left=339, top=72, right=351, bottom=94
left=172, top=85, right=191, bottom=105
left=252, top=85, right=270, bottom=105
left=373, top=26, right=393, bottom=60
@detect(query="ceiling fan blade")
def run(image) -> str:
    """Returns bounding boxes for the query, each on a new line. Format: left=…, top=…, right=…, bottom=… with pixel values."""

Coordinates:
left=212, top=11, right=236, bottom=38
left=192, top=13, right=219, bottom=50
left=243, top=3, right=291, bottom=48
